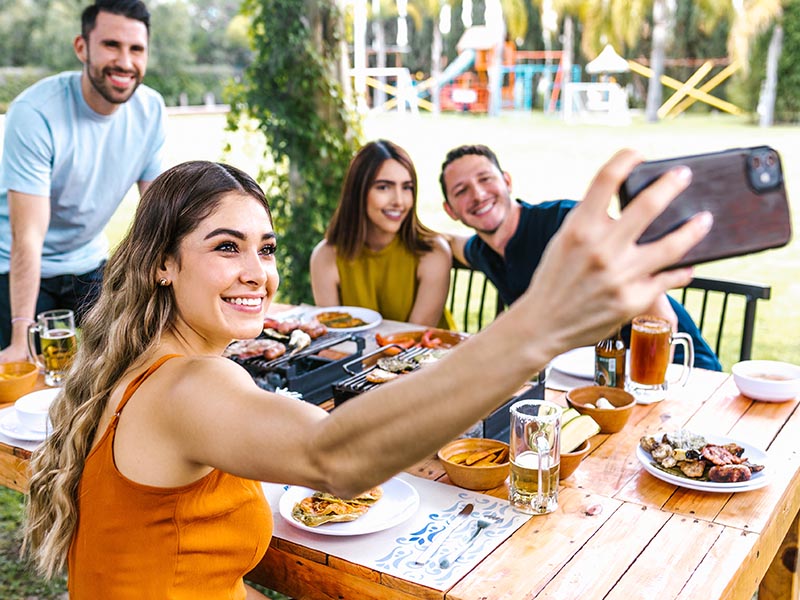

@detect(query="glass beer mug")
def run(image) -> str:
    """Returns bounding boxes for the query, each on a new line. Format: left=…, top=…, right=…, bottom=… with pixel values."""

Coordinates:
left=509, top=399, right=561, bottom=515
left=28, top=309, right=78, bottom=387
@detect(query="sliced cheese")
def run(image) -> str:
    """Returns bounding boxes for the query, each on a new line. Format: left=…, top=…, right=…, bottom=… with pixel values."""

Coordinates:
left=561, top=414, right=601, bottom=453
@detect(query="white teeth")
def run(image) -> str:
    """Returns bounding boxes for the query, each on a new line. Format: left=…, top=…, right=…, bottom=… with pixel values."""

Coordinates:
left=225, top=297, right=262, bottom=307
left=473, top=202, right=493, bottom=216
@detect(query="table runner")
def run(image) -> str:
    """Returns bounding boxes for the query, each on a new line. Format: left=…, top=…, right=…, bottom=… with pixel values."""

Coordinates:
left=262, top=472, right=530, bottom=590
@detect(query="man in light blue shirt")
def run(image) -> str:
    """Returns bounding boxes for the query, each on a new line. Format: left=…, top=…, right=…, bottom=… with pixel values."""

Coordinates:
left=0, top=0, right=166, bottom=360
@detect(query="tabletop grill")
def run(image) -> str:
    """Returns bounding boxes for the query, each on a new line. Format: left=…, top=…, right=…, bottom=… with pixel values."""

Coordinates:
left=231, top=332, right=366, bottom=405
left=331, top=347, right=547, bottom=442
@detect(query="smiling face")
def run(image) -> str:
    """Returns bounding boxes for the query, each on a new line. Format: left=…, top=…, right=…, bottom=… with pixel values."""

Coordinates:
left=74, top=10, right=148, bottom=115
left=159, top=192, right=279, bottom=352
left=442, top=154, right=514, bottom=235
left=364, top=159, right=415, bottom=246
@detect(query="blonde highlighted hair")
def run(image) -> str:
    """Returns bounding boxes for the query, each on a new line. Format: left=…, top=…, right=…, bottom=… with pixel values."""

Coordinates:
left=23, top=161, right=271, bottom=578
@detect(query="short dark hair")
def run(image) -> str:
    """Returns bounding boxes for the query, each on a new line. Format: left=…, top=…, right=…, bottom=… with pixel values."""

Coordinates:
left=82, top=0, right=150, bottom=38
left=439, top=144, right=504, bottom=203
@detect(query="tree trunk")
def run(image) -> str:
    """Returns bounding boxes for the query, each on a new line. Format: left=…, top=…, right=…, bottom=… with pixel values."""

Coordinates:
left=372, top=0, right=387, bottom=109
left=431, top=13, right=443, bottom=113
left=759, top=24, right=783, bottom=128
left=353, top=0, right=368, bottom=113
left=560, top=15, right=574, bottom=113
left=645, top=0, right=668, bottom=123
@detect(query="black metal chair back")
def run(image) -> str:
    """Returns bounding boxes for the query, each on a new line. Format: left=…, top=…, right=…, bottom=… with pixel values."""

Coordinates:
left=677, top=277, right=771, bottom=364
left=448, top=259, right=505, bottom=333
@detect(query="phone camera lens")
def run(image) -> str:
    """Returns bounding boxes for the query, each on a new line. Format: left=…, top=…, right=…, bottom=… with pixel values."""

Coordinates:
left=766, top=153, right=776, bottom=166
left=752, top=156, right=761, bottom=169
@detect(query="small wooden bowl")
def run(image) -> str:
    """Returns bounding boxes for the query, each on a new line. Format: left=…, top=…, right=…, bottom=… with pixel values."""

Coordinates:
left=0, top=362, right=38, bottom=404
left=559, top=439, right=590, bottom=479
left=438, top=438, right=510, bottom=491
left=566, top=386, right=635, bottom=434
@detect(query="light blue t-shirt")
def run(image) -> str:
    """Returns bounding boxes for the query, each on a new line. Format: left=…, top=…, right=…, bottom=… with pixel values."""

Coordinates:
left=0, top=72, right=166, bottom=277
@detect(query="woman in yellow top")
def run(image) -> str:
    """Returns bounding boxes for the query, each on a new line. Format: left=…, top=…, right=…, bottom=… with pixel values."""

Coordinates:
left=23, top=153, right=711, bottom=598
left=310, top=139, right=454, bottom=329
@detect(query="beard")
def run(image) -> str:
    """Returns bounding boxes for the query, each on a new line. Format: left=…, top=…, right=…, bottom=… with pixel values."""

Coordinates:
left=84, top=49, right=142, bottom=106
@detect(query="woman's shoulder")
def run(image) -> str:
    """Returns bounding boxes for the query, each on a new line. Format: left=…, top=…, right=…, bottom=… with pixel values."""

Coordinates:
left=422, top=233, right=452, bottom=259
left=311, top=239, right=337, bottom=263
left=151, top=355, right=256, bottom=398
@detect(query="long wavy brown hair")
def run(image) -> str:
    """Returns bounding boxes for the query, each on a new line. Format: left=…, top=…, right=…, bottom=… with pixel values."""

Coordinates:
left=22, top=161, right=271, bottom=579
left=325, top=139, right=438, bottom=260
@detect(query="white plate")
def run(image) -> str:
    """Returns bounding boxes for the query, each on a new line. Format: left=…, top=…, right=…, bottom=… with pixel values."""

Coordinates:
left=0, top=411, right=49, bottom=442
left=636, top=434, right=769, bottom=493
left=550, top=346, right=595, bottom=379
left=307, top=306, right=382, bottom=333
left=279, top=476, right=419, bottom=536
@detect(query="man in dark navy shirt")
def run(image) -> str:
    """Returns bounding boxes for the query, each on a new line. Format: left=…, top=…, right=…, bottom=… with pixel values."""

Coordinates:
left=439, top=144, right=722, bottom=371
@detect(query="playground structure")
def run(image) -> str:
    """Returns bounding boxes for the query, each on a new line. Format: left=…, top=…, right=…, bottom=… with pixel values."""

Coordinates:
left=349, top=26, right=582, bottom=116
left=349, top=31, right=743, bottom=121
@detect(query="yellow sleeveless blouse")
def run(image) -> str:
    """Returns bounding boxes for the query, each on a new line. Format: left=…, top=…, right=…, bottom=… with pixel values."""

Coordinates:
left=336, top=237, right=453, bottom=330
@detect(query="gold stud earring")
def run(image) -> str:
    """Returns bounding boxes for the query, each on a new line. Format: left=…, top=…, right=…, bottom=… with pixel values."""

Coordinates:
left=158, top=278, right=168, bottom=286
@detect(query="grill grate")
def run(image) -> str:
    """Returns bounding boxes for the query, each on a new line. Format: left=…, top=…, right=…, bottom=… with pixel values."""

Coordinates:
left=231, top=332, right=365, bottom=405
left=332, top=350, right=547, bottom=441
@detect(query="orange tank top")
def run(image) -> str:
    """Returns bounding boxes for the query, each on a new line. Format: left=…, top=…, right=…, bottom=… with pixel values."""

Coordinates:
left=67, top=355, right=273, bottom=599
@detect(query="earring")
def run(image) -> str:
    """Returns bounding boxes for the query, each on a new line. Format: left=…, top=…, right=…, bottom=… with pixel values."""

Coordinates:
left=158, top=278, right=168, bottom=287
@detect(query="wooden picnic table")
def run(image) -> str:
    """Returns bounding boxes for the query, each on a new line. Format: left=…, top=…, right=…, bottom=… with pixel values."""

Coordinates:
left=1, top=314, right=798, bottom=599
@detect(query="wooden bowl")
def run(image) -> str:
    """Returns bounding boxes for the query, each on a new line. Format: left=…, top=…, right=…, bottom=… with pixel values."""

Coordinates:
left=566, top=386, right=635, bottom=434
left=0, top=362, right=38, bottom=404
left=438, top=438, right=510, bottom=491
left=559, top=439, right=590, bottom=479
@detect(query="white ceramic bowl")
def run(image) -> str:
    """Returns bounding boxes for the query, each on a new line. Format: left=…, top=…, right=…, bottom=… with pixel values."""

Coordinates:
left=14, top=388, right=59, bottom=432
left=732, top=360, right=800, bottom=402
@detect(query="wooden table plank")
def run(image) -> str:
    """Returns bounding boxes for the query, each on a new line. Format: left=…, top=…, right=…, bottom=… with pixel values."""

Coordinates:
left=446, top=488, right=621, bottom=600
left=535, top=502, right=670, bottom=600
left=605, top=513, right=725, bottom=600
left=759, top=511, right=799, bottom=600
left=247, top=545, right=431, bottom=600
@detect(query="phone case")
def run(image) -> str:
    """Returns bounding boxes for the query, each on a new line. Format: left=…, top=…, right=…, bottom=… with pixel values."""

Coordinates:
left=618, top=146, right=792, bottom=268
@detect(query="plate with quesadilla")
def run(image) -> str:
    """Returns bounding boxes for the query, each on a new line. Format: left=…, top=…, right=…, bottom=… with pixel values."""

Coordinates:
left=279, top=476, right=420, bottom=536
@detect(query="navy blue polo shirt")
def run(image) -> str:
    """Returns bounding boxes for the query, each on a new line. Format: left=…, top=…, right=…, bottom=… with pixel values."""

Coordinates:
left=464, top=199, right=722, bottom=371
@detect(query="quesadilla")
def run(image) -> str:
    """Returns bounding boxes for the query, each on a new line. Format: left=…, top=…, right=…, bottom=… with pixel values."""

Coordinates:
left=291, top=486, right=383, bottom=527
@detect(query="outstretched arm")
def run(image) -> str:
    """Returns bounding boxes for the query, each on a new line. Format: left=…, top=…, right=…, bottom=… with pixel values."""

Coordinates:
left=154, top=150, right=712, bottom=499
left=442, top=232, right=470, bottom=266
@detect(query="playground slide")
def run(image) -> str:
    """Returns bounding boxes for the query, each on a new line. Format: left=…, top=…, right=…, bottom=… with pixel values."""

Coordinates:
left=416, top=49, right=476, bottom=93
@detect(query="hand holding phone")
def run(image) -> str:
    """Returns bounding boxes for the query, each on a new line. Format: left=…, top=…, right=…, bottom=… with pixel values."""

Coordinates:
left=619, top=146, right=792, bottom=268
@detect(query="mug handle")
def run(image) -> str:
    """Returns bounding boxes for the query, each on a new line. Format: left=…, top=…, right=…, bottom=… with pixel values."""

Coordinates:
left=668, top=333, right=694, bottom=386
left=27, top=323, right=45, bottom=371
left=534, top=433, right=551, bottom=507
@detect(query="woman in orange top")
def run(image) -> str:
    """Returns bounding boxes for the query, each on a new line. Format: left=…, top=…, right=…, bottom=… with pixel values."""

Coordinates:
left=23, top=151, right=711, bottom=597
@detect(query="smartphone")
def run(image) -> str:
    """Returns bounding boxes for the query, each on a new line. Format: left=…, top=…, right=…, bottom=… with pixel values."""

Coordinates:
left=618, top=146, right=792, bottom=268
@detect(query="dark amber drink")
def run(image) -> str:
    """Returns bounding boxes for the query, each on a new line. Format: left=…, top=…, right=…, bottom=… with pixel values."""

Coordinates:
left=630, top=316, right=671, bottom=385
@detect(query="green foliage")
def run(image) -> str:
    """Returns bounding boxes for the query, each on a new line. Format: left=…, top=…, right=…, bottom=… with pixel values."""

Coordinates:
left=228, top=0, right=362, bottom=304
left=0, top=67, right=51, bottom=112
left=146, top=64, right=240, bottom=107
left=730, top=0, right=800, bottom=124
left=775, top=0, right=800, bottom=122
left=0, top=488, right=67, bottom=599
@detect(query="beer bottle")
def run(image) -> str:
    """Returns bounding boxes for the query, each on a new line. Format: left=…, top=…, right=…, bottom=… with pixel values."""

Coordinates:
left=595, top=327, right=626, bottom=388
